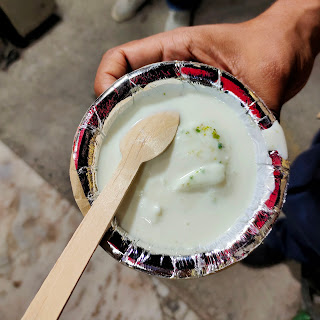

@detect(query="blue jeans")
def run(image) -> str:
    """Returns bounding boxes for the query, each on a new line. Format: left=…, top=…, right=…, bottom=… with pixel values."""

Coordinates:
left=166, top=0, right=198, bottom=11
left=267, top=130, right=320, bottom=266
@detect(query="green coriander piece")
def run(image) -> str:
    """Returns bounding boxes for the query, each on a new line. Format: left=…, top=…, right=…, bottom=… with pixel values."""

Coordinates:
left=212, top=129, right=220, bottom=139
left=218, top=142, right=223, bottom=149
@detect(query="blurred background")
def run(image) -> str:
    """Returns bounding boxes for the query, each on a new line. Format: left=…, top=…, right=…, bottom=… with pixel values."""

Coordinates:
left=0, top=0, right=319, bottom=319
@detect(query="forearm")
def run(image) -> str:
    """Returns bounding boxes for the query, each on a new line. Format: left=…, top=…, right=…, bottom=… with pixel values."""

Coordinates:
left=229, top=0, right=320, bottom=107
left=262, top=0, right=320, bottom=57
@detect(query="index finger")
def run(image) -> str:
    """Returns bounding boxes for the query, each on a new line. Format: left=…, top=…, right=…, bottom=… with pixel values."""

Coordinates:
left=94, top=35, right=165, bottom=97
left=94, top=28, right=195, bottom=96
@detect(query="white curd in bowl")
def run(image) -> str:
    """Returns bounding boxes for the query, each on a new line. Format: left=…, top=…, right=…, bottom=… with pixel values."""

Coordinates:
left=96, top=79, right=276, bottom=255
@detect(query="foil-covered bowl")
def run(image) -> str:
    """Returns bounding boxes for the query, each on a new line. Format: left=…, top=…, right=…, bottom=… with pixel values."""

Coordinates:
left=70, top=61, right=289, bottom=278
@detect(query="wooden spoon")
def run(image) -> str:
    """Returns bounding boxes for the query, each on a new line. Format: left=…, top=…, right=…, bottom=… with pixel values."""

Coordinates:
left=22, top=111, right=180, bottom=320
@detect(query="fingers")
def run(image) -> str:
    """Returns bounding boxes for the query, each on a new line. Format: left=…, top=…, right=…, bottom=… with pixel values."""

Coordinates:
left=94, top=28, right=195, bottom=97
left=94, top=48, right=128, bottom=97
left=94, top=35, right=166, bottom=97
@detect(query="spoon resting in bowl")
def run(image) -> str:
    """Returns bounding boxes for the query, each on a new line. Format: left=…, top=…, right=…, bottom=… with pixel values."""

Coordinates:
left=22, top=111, right=180, bottom=320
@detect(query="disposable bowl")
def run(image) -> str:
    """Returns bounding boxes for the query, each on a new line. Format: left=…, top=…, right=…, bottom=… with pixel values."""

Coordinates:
left=70, top=61, right=289, bottom=278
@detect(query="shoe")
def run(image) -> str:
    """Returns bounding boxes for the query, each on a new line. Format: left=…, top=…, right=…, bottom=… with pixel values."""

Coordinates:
left=164, top=9, right=191, bottom=31
left=111, top=0, right=147, bottom=22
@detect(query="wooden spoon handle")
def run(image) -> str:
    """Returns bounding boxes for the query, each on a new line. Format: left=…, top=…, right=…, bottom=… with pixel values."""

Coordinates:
left=22, top=157, right=140, bottom=320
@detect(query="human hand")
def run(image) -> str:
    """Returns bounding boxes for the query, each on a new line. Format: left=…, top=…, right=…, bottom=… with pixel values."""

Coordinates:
left=94, top=0, right=320, bottom=117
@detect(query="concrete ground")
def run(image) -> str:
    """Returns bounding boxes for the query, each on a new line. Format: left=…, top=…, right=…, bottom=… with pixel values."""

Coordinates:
left=0, top=0, right=319, bottom=319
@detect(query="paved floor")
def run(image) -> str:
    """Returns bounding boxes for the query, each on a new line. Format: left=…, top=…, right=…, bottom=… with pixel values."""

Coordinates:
left=1, top=0, right=319, bottom=319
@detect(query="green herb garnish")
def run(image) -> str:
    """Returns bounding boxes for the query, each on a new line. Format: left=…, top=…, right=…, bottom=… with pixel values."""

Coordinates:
left=218, top=142, right=223, bottom=149
left=212, top=129, right=220, bottom=139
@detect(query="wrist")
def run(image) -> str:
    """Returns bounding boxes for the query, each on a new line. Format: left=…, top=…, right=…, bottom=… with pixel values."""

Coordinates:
left=263, top=0, right=320, bottom=57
